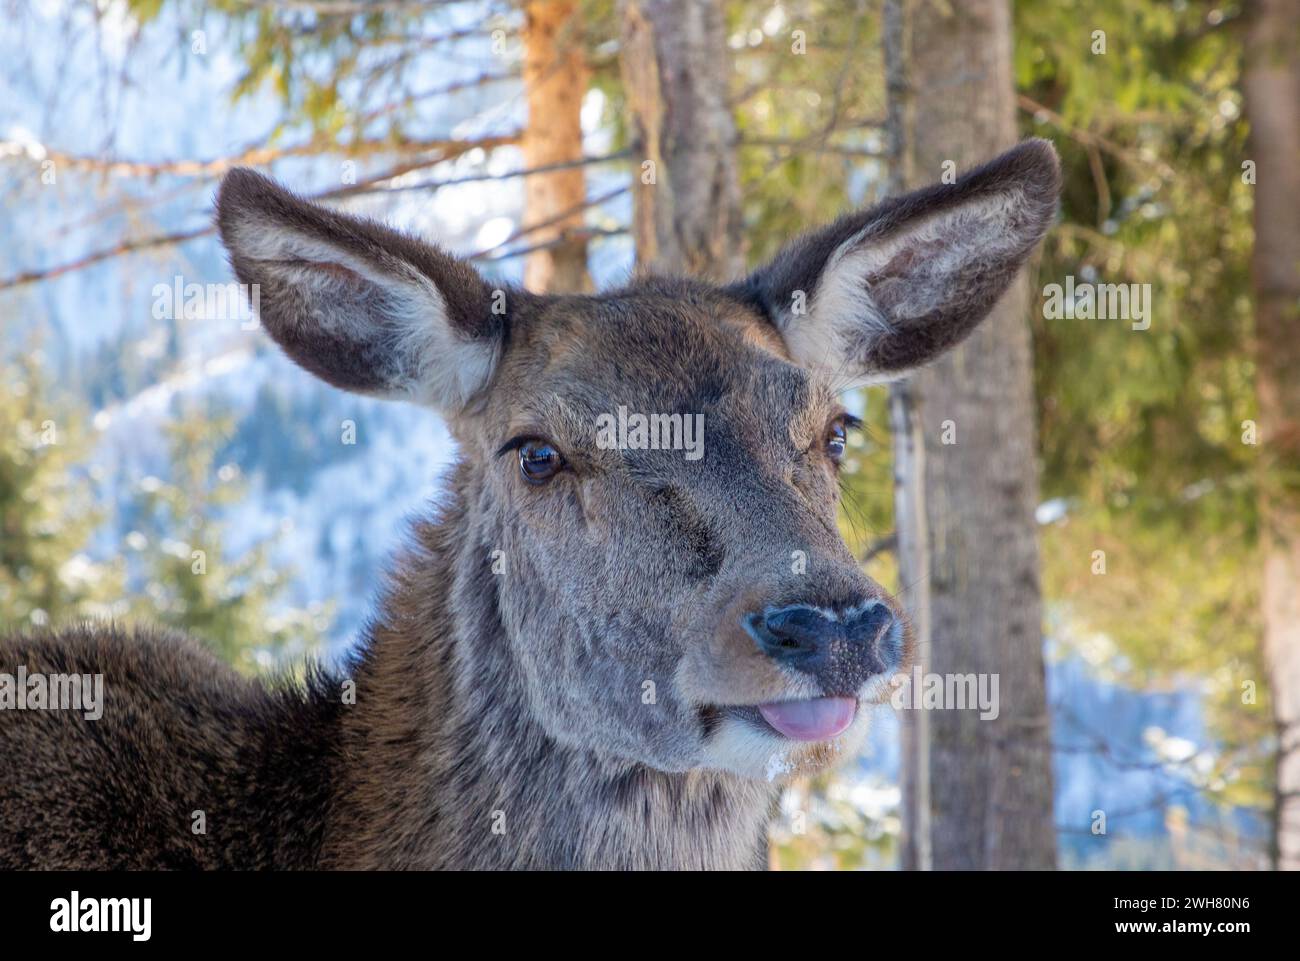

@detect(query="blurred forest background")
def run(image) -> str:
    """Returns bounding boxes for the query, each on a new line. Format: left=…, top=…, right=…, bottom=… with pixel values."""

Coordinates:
left=1, top=0, right=1295, bottom=870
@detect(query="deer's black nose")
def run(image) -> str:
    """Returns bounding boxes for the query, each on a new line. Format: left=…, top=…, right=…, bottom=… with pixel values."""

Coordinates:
left=743, top=602, right=899, bottom=691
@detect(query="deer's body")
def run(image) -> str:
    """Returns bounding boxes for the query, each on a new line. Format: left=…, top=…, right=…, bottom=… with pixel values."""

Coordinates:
left=0, top=479, right=771, bottom=869
left=0, top=142, right=1058, bottom=870
left=0, top=626, right=338, bottom=869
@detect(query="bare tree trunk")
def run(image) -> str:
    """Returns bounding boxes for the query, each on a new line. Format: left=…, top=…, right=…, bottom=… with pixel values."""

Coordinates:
left=1242, top=0, right=1300, bottom=872
left=883, top=0, right=934, bottom=873
left=884, top=0, right=1056, bottom=870
left=522, top=0, right=592, bottom=293
left=891, top=384, right=934, bottom=871
left=619, top=0, right=743, bottom=279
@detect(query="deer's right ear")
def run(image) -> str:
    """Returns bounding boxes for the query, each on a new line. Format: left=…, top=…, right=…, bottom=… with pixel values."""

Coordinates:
left=216, top=168, right=507, bottom=412
left=733, top=139, right=1060, bottom=386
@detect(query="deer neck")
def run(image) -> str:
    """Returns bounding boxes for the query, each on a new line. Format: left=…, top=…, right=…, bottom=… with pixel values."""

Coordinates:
left=323, top=467, right=776, bottom=870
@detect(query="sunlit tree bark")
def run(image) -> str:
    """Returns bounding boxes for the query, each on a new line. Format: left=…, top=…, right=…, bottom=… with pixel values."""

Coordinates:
left=885, top=0, right=1056, bottom=871
left=619, top=0, right=743, bottom=279
left=1242, top=0, right=1300, bottom=872
left=522, top=0, right=592, bottom=293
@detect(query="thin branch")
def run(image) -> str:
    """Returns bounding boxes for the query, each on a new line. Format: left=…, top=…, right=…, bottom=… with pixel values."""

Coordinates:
left=1050, top=698, right=1261, bottom=786
left=226, top=0, right=497, bottom=14
left=351, top=148, right=631, bottom=196
left=357, top=70, right=519, bottom=126
left=740, top=136, right=884, bottom=157
left=1085, top=141, right=1111, bottom=227
left=818, top=0, right=869, bottom=151
left=469, top=185, right=628, bottom=259
left=474, top=227, right=627, bottom=263
left=345, top=24, right=516, bottom=49
left=0, top=143, right=504, bottom=291
left=860, top=533, right=897, bottom=564
left=1017, top=93, right=1177, bottom=181
left=1055, top=786, right=1201, bottom=831
left=0, top=225, right=216, bottom=290
left=4, top=133, right=519, bottom=180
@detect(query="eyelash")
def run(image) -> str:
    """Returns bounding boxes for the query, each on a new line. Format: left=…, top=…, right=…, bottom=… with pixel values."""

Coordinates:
left=495, top=435, right=537, bottom=458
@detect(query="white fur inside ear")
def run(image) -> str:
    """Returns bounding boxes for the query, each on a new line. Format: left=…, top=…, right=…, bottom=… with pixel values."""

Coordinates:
left=777, top=189, right=1026, bottom=386
left=230, top=219, right=497, bottom=409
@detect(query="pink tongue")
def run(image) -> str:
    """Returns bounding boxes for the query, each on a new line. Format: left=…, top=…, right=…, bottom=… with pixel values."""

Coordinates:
left=758, top=697, right=857, bottom=741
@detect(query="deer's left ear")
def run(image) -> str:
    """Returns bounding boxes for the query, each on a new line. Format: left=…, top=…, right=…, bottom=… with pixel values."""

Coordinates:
left=734, top=139, right=1060, bottom=385
left=215, top=168, right=511, bottom=413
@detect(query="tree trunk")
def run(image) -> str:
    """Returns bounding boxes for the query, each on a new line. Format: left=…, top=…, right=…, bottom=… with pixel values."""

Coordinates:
left=1242, top=0, right=1300, bottom=872
left=884, top=0, right=934, bottom=873
left=619, top=0, right=743, bottom=280
left=884, top=0, right=1056, bottom=870
left=521, top=0, right=592, bottom=293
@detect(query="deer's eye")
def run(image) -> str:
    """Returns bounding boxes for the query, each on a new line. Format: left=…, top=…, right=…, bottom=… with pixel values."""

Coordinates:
left=518, top=440, right=564, bottom=485
left=826, top=422, right=848, bottom=463
left=826, top=415, right=860, bottom=464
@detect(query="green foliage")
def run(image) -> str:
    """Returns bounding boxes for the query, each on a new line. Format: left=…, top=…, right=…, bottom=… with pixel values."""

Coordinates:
left=206, top=0, right=518, bottom=142
left=1017, top=0, right=1270, bottom=804
left=1, top=355, right=328, bottom=674
left=770, top=777, right=900, bottom=871
left=729, top=0, right=888, bottom=265
left=0, top=352, right=124, bottom=631
left=123, top=403, right=329, bottom=674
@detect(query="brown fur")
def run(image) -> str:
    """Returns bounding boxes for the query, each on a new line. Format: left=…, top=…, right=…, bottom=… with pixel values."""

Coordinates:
left=0, top=140, right=1059, bottom=869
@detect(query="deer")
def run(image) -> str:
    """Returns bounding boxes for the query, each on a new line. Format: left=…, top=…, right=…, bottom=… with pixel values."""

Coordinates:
left=0, top=140, right=1060, bottom=870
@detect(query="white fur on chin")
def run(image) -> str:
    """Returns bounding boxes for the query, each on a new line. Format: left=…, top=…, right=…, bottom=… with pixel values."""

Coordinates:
left=698, top=706, right=874, bottom=782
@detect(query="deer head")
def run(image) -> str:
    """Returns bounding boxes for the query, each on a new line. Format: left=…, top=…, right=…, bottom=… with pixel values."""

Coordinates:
left=215, top=139, right=1059, bottom=782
